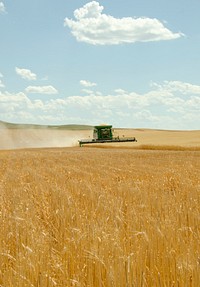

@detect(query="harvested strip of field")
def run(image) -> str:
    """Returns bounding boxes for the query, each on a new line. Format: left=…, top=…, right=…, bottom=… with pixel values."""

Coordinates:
left=114, top=129, right=200, bottom=148
left=0, top=147, right=199, bottom=286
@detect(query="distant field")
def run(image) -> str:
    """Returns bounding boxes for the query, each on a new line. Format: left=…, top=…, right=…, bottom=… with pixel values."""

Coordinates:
left=0, top=147, right=199, bottom=286
left=0, top=125, right=199, bottom=150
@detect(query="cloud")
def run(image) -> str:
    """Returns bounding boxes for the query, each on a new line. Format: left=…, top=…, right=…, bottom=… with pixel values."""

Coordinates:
left=64, top=1, right=183, bottom=45
left=0, top=80, right=5, bottom=88
left=1, top=80, right=199, bottom=129
left=0, top=73, right=5, bottom=88
left=157, top=80, right=200, bottom=94
left=0, top=2, right=5, bottom=13
left=42, top=80, right=200, bottom=128
left=25, top=85, right=58, bottom=94
left=0, top=72, right=3, bottom=87
left=15, top=67, right=37, bottom=81
left=0, top=92, right=33, bottom=112
left=0, top=91, right=45, bottom=123
left=80, top=80, right=97, bottom=87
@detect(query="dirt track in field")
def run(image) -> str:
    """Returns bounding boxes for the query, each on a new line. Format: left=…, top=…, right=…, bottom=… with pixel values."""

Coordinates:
left=0, top=127, right=199, bottom=150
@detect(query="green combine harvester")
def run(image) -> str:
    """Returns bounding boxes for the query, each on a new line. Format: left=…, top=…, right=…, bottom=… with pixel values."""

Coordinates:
left=79, top=125, right=137, bottom=147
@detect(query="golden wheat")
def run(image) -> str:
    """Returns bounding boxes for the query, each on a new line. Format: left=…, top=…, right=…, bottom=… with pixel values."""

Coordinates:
left=0, top=147, right=199, bottom=286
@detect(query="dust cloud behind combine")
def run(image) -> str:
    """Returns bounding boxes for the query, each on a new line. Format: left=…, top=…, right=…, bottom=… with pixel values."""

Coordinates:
left=0, top=123, right=92, bottom=150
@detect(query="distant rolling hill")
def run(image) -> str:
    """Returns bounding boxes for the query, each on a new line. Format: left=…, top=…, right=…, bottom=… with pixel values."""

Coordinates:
left=0, top=120, right=93, bottom=130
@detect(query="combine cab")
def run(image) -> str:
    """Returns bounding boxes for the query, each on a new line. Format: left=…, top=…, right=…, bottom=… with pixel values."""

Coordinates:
left=79, top=125, right=137, bottom=147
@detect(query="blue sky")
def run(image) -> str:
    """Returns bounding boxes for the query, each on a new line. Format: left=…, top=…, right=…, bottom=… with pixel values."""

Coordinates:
left=0, top=0, right=200, bottom=129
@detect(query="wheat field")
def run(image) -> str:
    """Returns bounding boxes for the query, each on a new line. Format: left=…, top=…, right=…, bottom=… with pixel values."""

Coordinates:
left=0, top=146, right=199, bottom=286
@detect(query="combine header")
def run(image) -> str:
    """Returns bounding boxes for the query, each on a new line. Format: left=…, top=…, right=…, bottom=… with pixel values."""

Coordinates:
left=79, top=125, right=137, bottom=147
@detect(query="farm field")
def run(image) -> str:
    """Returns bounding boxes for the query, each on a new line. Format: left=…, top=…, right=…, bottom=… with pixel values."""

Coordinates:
left=0, top=146, right=200, bottom=286
left=0, top=126, right=200, bottom=149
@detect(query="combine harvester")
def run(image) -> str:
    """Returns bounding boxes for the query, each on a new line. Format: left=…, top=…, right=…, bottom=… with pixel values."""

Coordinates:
left=78, top=125, right=137, bottom=147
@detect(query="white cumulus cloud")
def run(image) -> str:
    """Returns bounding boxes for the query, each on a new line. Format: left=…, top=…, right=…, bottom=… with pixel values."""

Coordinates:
left=0, top=72, right=5, bottom=88
left=15, top=67, right=37, bottom=81
left=64, top=1, right=183, bottom=45
left=1, top=80, right=199, bottom=129
left=25, top=85, right=58, bottom=94
left=160, top=80, right=200, bottom=94
left=0, top=80, right=5, bottom=88
left=80, top=80, right=97, bottom=87
left=0, top=2, right=5, bottom=13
